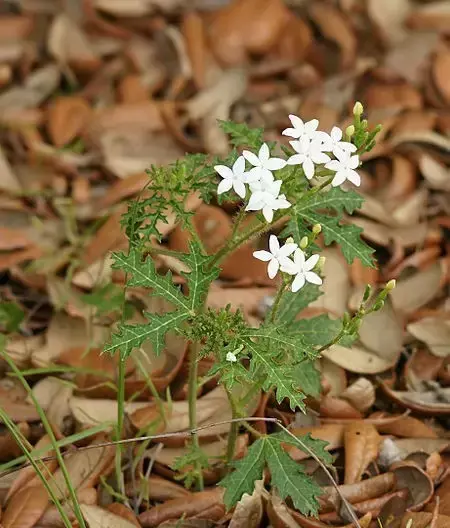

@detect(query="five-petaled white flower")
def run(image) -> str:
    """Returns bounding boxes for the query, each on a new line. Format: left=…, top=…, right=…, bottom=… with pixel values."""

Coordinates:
left=287, top=137, right=331, bottom=180
left=325, top=150, right=361, bottom=187
left=245, top=178, right=291, bottom=223
left=323, top=126, right=357, bottom=156
left=281, top=249, right=322, bottom=292
left=253, top=234, right=298, bottom=279
left=243, top=143, right=286, bottom=182
left=226, top=351, right=237, bottom=363
left=215, top=155, right=248, bottom=199
left=282, top=115, right=321, bottom=143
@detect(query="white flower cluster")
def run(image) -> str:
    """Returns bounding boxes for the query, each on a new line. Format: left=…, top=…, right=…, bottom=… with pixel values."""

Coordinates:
left=283, top=115, right=360, bottom=186
left=214, top=115, right=361, bottom=224
left=215, top=143, right=290, bottom=222
left=253, top=235, right=322, bottom=292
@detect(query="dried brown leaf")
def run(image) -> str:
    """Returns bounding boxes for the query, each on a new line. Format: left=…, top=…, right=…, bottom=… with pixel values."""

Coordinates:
left=407, top=318, right=450, bottom=357
left=344, top=422, right=381, bottom=484
left=341, top=378, right=375, bottom=413
left=2, top=486, right=49, bottom=528
left=80, top=505, right=137, bottom=528
left=47, top=96, right=92, bottom=147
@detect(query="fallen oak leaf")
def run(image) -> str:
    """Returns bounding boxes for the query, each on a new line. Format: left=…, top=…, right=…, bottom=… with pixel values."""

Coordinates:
left=344, top=422, right=381, bottom=484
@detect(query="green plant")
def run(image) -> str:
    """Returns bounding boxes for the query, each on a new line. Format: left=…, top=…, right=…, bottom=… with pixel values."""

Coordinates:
left=103, top=103, right=387, bottom=513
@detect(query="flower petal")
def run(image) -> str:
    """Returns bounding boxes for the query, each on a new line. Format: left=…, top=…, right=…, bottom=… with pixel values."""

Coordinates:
left=253, top=250, right=273, bottom=262
left=267, top=258, right=279, bottom=279
left=331, top=171, right=347, bottom=187
left=265, top=157, right=287, bottom=171
left=245, top=168, right=261, bottom=183
left=305, top=271, right=323, bottom=285
left=293, top=248, right=305, bottom=268
left=312, top=151, right=331, bottom=164
left=262, top=206, right=274, bottom=223
left=233, top=155, right=246, bottom=174
left=289, top=114, right=304, bottom=130
left=304, top=119, right=319, bottom=135
left=269, top=234, right=279, bottom=255
left=246, top=192, right=265, bottom=211
left=259, top=143, right=270, bottom=163
left=339, top=142, right=357, bottom=153
left=275, top=196, right=291, bottom=209
left=292, top=273, right=306, bottom=292
left=243, top=149, right=261, bottom=167
left=304, top=254, right=320, bottom=271
left=233, top=180, right=246, bottom=199
left=217, top=179, right=233, bottom=194
left=303, top=158, right=315, bottom=179
left=282, top=127, right=301, bottom=138
left=325, top=160, right=341, bottom=172
left=346, top=169, right=361, bottom=187
left=268, top=179, right=282, bottom=196
left=349, top=155, right=360, bottom=169
left=214, top=165, right=233, bottom=179
left=331, top=126, right=342, bottom=142
left=278, top=243, right=297, bottom=257
left=280, top=259, right=297, bottom=275
left=287, top=154, right=304, bottom=166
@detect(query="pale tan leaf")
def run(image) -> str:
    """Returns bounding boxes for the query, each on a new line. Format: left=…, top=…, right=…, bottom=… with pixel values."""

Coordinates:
left=80, top=504, right=137, bottom=528
left=2, top=486, right=49, bottom=528
left=407, top=318, right=450, bottom=357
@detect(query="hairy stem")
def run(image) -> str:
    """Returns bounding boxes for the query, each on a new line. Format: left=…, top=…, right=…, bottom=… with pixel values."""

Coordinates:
left=187, top=341, right=204, bottom=490
left=225, top=389, right=239, bottom=466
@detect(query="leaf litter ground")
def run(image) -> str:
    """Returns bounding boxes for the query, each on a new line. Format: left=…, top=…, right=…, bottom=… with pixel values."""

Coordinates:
left=0, top=1, right=450, bottom=527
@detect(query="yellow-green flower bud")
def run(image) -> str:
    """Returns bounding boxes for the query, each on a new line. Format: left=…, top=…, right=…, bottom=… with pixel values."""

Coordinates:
left=353, top=101, right=363, bottom=117
left=300, top=236, right=308, bottom=249
left=385, top=279, right=396, bottom=291
left=345, top=125, right=355, bottom=137
left=286, top=236, right=295, bottom=245
left=312, top=224, right=322, bottom=235
left=318, top=256, right=326, bottom=270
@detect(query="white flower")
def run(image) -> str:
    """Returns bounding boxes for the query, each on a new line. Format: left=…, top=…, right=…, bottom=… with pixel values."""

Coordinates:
left=325, top=150, right=361, bottom=187
left=226, top=351, right=237, bottom=363
left=282, top=115, right=321, bottom=142
left=323, top=126, right=357, bottom=156
left=246, top=178, right=291, bottom=222
left=215, top=156, right=249, bottom=199
left=253, top=234, right=298, bottom=279
left=243, top=143, right=286, bottom=182
left=287, top=137, right=331, bottom=179
left=249, top=171, right=274, bottom=193
left=281, top=249, right=322, bottom=292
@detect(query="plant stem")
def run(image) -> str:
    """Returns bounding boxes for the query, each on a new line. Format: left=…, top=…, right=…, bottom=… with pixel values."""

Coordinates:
left=0, top=407, right=73, bottom=528
left=2, top=352, right=87, bottom=528
left=225, top=389, right=239, bottom=466
left=115, top=355, right=126, bottom=496
left=187, top=341, right=204, bottom=490
left=269, top=277, right=290, bottom=324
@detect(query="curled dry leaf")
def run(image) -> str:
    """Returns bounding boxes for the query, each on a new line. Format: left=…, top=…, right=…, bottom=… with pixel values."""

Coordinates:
left=407, top=318, right=450, bottom=357
left=0, top=423, right=30, bottom=462
left=286, top=424, right=345, bottom=461
left=344, top=422, right=381, bottom=484
left=38, top=487, right=98, bottom=526
left=380, top=380, right=450, bottom=416
left=229, top=479, right=266, bottom=528
left=138, top=475, right=191, bottom=502
left=267, top=489, right=302, bottom=528
left=375, top=415, right=438, bottom=439
left=139, top=487, right=225, bottom=528
left=107, top=503, right=141, bottom=528
left=419, top=154, right=450, bottom=191
left=341, top=378, right=375, bottom=413
left=391, top=461, right=434, bottom=511
left=367, top=0, right=411, bottom=46
left=319, top=473, right=396, bottom=513
left=80, top=505, right=137, bottom=528
left=46, top=96, right=92, bottom=148
left=320, top=358, right=347, bottom=397
left=320, top=396, right=362, bottom=420
left=2, top=485, right=49, bottom=528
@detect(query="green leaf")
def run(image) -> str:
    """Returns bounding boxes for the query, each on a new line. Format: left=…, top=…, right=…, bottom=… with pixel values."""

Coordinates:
left=181, top=242, right=220, bottom=311
left=264, top=437, right=323, bottom=516
left=270, top=431, right=334, bottom=465
left=112, top=251, right=191, bottom=312
left=104, top=310, right=189, bottom=358
left=244, top=339, right=306, bottom=411
left=218, top=120, right=264, bottom=150
left=219, top=437, right=266, bottom=509
left=284, top=187, right=375, bottom=267
left=241, top=325, right=314, bottom=359
left=272, top=285, right=322, bottom=326
left=289, top=314, right=341, bottom=346
left=291, top=361, right=321, bottom=398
